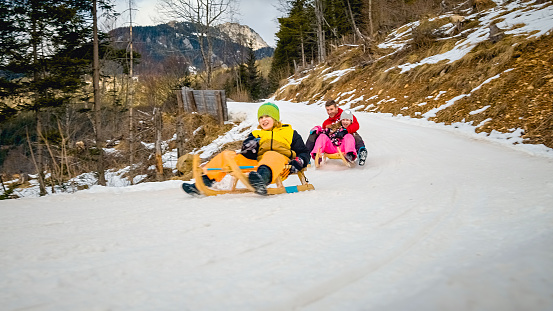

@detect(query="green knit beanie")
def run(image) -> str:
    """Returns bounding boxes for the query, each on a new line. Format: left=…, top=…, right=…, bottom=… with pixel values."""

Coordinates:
left=257, top=102, right=280, bottom=121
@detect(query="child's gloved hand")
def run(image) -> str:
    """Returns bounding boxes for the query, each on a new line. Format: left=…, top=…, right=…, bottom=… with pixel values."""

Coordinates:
left=288, top=157, right=304, bottom=174
left=241, top=138, right=259, bottom=153
left=309, top=126, right=322, bottom=135
left=334, top=129, right=348, bottom=139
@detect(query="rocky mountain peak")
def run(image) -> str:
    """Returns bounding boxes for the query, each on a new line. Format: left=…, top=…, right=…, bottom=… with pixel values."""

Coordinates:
left=216, top=22, right=269, bottom=50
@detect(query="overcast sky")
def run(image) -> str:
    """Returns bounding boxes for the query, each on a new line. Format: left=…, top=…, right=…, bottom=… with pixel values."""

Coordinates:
left=112, top=0, right=282, bottom=47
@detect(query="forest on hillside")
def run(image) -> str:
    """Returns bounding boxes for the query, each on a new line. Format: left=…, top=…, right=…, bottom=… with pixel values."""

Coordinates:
left=269, top=0, right=468, bottom=83
left=272, top=0, right=552, bottom=150
left=0, top=0, right=520, bottom=198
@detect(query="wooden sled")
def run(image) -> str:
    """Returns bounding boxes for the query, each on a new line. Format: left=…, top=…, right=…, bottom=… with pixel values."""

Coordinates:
left=314, top=148, right=352, bottom=168
left=192, top=153, right=315, bottom=196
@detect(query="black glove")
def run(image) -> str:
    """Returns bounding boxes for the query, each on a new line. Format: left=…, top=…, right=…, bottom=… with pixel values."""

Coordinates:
left=334, top=129, right=348, bottom=139
left=288, top=157, right=304, bottom=174
left=241, top=137, right=259, bottom=153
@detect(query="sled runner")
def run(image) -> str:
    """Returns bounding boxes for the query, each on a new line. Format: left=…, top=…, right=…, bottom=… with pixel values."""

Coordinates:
left=314, top=149, right=352, bottom=168
left=192, top=153, right=315, bottom=196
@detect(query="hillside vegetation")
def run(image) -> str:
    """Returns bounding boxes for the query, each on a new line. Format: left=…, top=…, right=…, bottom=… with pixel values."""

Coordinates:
left=273, top=0, right=553, bottom=148
left=2, top=0, right=552, bottom=199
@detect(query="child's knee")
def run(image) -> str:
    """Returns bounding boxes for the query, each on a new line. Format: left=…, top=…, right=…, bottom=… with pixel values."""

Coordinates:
left=259, top=151, right=288, bottom=182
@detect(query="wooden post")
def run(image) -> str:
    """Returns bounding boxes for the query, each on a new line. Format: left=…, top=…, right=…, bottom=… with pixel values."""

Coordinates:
left=0, top=175, right=6, bottom=192
left=175, top=90, right=186, bottom=158
left=215, top=91, right=224, bottom=125
left=220, top=90, right=228, bottom=122
left=186, top=89, right=197, bottom=112
left=200, top=90, right=207, bottom=115
left=154, top=107, right=164, bottom=181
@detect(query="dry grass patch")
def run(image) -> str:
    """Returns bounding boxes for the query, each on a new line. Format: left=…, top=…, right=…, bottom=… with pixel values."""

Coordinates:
left=462, top=18, right=481, bottom=30
left=410, top=19, right=447, bottom=51
left=275, top=20, right=553, bottom=148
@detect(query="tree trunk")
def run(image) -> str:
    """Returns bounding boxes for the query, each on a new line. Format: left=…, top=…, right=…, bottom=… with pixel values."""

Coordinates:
left=128, top=0, right=135, bottom=178
left=301, top=36, right=306, bottom=68
left=345, top=0, right=357, bottom=43
left=368, top=0, right=374, bottom=36
left=197, top=26, right=213, bottom=88
left=154, top=107, right=164, bottom=181
left=31, top=16, right=47, bottom=196
left=92, top=0, right=106, bottom=186
left=206, top=29, right=214, bottom=88
left=315, top=0, right=326, bottom=63
left=176, top=89, right=186, bottom=158
left=35, top=110, right=47, bottom=196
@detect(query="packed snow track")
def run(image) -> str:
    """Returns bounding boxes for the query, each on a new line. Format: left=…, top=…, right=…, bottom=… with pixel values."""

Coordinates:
left=1, top=101, right=552, bottom=311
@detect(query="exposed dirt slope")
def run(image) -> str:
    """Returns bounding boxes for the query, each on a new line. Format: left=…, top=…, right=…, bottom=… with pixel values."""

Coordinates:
left=274, top=0, right=553, bottom=148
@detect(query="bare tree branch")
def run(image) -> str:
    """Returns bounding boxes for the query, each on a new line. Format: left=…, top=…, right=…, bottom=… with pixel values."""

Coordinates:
left=158, top=0, right=235, bottom=87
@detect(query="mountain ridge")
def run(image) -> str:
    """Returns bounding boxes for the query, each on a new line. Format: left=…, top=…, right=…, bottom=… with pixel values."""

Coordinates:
left=110, top=21, right=273, bottom=74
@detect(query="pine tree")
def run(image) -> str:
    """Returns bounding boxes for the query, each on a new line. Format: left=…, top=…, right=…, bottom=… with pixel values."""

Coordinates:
left=0, top=0, right=114, bottom=194
left=268, top=0, right=368, bottom=90
left=324, top=0, right=362, bottom=42
left=245, top=43, right=262, bottom=101
left=269, top=0, right=315, bottom=90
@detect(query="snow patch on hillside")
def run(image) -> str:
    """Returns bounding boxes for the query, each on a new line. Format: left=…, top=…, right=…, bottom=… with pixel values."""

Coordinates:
left=378, top=0, right=553, bottom=73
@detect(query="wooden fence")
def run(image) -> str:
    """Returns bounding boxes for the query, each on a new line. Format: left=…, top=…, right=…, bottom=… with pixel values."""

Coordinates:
left=176, top=87, right=228, bottom=124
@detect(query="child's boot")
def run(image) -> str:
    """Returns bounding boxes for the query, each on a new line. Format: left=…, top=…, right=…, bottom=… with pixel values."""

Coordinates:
left=201, top=175, right=215, bottom=187
left=248, top=165, right=272, bottom=195
left=345, top=152, right=356, bottom=163
left=181, top=175, right=214, bottom=196
left=358, top=147, right=368, bottom=166
left=182, top=183, right=200, bottom=195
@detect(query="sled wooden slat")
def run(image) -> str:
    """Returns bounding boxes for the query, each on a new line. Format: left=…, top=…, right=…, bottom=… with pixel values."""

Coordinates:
left=315, top=148, right=351, bottom=168
left=192, top=154, right=250, bottom=195
left=191, top=153, right=314, bottom=196
left=224, top=152, right=257, bottom=192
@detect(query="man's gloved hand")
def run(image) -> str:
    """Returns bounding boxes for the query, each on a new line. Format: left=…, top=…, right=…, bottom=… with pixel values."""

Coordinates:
left=241, top=138, right=259, bottom=153
left=334, top=129, right=348, bottom=139
left=288, top=157, right=304, bottom=174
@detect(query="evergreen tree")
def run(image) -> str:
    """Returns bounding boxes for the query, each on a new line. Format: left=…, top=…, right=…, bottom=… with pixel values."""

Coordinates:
left=223, top=42, right=267, bottom=102
left=245, top=43, right=262, bottom=101
left=0, top=0, right=114, bottom=194
left=268, top=0, right=367, bottom=90
left=0, top=0, right=109, bottom=111
left=269, top=0, right=315, bottom=90
left=238, top=62, right=248, bottom=95
left=324, top=0, right=364, bottom=42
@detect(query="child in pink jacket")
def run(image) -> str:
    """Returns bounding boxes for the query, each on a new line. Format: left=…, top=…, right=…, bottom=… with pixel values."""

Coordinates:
left=310, top=109, right=357, bottom=163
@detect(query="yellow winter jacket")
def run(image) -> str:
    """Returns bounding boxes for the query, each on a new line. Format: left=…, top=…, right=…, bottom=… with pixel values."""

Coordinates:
left=251, top=124, right=296, bottom=160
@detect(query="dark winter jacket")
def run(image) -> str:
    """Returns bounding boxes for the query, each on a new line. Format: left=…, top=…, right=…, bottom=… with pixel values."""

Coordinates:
left=241, top=124, right=310, bottom=168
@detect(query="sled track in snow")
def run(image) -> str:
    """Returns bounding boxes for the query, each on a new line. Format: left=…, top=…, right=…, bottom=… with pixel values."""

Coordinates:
left=267, top=187, right=462, bottom=310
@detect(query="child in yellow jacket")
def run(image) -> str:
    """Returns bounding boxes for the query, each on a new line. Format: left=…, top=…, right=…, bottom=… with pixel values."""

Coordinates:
left=182, top=102, right=310, bottom=195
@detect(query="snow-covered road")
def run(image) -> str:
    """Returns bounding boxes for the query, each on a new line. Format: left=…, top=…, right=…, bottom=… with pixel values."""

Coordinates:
left=2, top=100, right=553, bottom=311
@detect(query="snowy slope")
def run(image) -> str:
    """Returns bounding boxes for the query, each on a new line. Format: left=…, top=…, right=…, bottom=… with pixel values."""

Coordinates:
left=1, top=101, right=553, bottom=311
